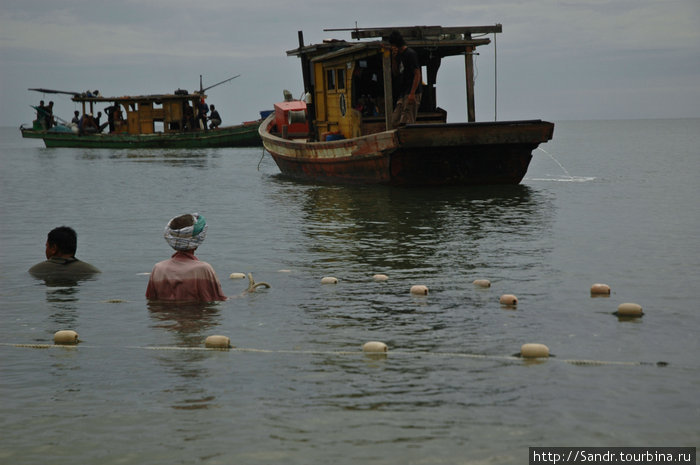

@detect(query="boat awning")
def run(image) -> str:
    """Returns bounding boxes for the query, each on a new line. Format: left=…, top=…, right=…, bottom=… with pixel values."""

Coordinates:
left=291, top=36, right=493, bottom=63
left=71, top=93, right=206, bottom=104
left=309, top=43, right=381, bottom=64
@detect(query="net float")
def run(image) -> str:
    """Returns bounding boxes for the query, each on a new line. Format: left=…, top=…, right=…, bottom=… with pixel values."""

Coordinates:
left=54, top=330, right=79, bottom=345
left=410, top=285, right=429, bottom=295
left=520, top=343, right=550, bottom=358
left=204, top=335, right=231, bottom=349
left=590, top=283, right=611, bottom=295
left=615, top=303, right=643, bottom=317
left=362, top=341, right=388, bottom=352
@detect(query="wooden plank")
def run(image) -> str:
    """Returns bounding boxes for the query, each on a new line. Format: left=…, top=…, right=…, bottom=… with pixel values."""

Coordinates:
left=347, top=25, right=502, bottom=40
left=382, top=48, right=393, bottom=130
left=465, top=42, right=475, bottom=122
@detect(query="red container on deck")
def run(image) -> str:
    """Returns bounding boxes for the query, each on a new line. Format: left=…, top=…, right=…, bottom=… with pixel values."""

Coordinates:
left=274, top=101, right=308, bottom=136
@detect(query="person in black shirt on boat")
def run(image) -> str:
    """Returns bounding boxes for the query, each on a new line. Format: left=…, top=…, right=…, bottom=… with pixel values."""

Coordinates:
left=209, top=105, right=221, bottom=129
left=45, top=101, right=55, bottom=129
left=197, top=98, right=209, bottom=130
left=36, top=101, right=49, bottom=129
left=388, top=30, right=422, bottom=128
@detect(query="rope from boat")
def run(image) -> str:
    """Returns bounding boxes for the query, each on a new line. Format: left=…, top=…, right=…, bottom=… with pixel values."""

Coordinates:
left=257, top=147, right=267, bottom=171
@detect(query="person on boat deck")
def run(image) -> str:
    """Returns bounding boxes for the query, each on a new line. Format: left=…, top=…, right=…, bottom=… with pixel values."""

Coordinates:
left=209, top=105, right=221, bottom=129
left=29, top=226, right=100, bottom=281
left=94, top=111, right=103, bottom=131
left=183, top=103, right=195, bottom=131
left=146, top=213, right=226, bottom=302
left=45, top=101, right=55, bottom=129
left=80, top=113, right=99, bottom=134
left=71, top=111, right=81, bottom=125
left=104, top=104, right=116, bottom=132
left=388, top=30, right=422, bottom=128
left=197, top=98, right=209, bottom=130
left=36, top=101, right=49, bottom=129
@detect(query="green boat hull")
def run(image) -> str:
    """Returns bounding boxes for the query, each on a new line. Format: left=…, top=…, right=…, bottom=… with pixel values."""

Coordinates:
left=20, top=122, right=261, bottom=149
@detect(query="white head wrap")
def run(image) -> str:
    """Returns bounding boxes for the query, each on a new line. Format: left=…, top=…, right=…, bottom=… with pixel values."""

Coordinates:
left=164, top=213, right=207, bottom=251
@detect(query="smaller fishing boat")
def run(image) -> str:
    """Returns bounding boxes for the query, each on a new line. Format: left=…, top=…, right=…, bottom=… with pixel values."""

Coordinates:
left=260, top=25, right=554, bottom=186
left=21, top=76, right=262, bottom=149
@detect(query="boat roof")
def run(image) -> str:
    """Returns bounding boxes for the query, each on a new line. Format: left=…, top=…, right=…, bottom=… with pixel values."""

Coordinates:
left=288, top=25, right=501, bottom=60
left=28, top=88, right=207, bottom=104
left=70, top=93, right=206, bottom=104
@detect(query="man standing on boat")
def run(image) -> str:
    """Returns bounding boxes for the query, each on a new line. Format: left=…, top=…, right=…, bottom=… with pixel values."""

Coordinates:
left=197, top=98, right=209, bottom=130
left=389, top=30, right=422, bottom=128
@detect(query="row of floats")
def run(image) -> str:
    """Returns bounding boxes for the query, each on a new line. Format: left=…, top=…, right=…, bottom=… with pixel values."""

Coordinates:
left=315, top=274, right=643, bottom=318
left=49, top=330, right=548, bottom=359
left=44, top=277, right=642, bottom=362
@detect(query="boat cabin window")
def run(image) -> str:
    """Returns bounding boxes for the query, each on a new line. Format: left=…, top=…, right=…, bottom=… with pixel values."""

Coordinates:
left=326, top=69, right=336, bottom=91
left=326, top=67, right=347, bottom=93
left=336, top=68, right=345, bottom=90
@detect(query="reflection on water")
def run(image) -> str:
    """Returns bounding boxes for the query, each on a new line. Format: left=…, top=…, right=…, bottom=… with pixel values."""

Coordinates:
left=147, top=300, right=223, bottom=411
left=34, top=274, right=100, bottom=329
left=45, top=285, right=79, bottom=328
left=71, top=148, right=216, bottom=168
left=147, top=300, right=222, bottom=346
left=292, top=182, right=554, bottom=277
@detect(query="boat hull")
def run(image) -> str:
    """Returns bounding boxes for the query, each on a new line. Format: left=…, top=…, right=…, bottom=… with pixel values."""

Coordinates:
left=259, top=116, right=554, bottom=186
left=20, top=121, right=262, bottom=149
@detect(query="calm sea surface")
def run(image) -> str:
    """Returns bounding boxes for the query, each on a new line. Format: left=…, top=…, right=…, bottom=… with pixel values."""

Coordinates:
left=1, top=119, right=699, bottom=464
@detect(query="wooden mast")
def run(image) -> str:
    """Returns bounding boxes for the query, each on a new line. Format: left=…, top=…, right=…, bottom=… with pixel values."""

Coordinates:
left=465, top=33, right=476, bottom=123
left=382, top=47, right=393, bottom=130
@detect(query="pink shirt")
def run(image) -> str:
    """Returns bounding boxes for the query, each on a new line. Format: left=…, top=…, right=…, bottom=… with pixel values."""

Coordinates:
left=146, top=251, right=226, bottom=301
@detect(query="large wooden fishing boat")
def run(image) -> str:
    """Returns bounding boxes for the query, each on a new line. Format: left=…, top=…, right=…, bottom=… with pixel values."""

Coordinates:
left=21, top=77, right=262, bottom=149
left=259, top=25, right=554, bottom=185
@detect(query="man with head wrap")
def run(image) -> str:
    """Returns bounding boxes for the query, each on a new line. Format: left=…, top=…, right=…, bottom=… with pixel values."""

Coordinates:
left=146, top=213, right=226, bottom=301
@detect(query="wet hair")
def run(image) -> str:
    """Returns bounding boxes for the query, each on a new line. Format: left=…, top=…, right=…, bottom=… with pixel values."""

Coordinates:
left=47, top=226, right=77, bottom=255
left=388, top=30, right=405, bottom=47
left=169, top=214, right=195, bottom=230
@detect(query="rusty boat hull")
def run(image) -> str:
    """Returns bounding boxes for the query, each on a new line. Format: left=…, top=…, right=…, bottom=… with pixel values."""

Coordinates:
left=260, top=115, right=554, bottom=186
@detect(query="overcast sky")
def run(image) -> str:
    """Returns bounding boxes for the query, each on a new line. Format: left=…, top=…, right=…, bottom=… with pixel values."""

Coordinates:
left=1, top=0, right=698, bottom=128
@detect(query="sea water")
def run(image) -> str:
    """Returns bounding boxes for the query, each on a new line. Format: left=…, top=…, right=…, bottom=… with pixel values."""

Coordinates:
left=1, top=119, right=699, bottom=464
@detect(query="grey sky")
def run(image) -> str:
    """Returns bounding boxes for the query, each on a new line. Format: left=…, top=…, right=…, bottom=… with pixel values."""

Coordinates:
left=1, top=0, right=698, bottom=127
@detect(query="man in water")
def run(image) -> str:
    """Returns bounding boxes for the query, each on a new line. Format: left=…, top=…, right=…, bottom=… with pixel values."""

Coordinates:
left=146, top=213, right=226, bottom=301
left=29, top=226, right=101, bottom=280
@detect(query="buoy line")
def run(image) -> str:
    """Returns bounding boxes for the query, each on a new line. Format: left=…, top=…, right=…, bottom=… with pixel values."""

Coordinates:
left=0, top=342, right=668, bottom=367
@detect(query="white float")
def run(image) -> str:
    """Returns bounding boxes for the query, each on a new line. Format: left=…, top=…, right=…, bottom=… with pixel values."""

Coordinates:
left=373, top=274, right=389, bottom=282
left=590, top=283, right=611, bottom=295
left=204, top=335, right=231, bottom=349
left=229, top=272, right=246, bottom=279
left=473, top=279, right=491, bottom=288
left=500, top=294, right=518, bottom=306
left=616, top=302, right=643, bottom=317
left=362, top=341, right=388, bottom=353
left=410, top=285, right=429, bottom=295
left=520, top=343, right=550, bottom=358
left=54, top=330, right=79, bottom=345
left=321, top=276, right=338, bottom=284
